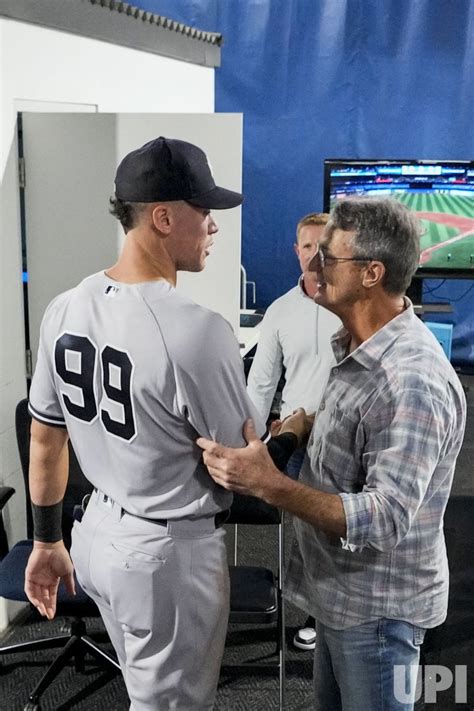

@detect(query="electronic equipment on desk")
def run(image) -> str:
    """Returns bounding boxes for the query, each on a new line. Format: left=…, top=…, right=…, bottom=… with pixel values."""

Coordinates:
left=239, top=309, right=263, bottom=359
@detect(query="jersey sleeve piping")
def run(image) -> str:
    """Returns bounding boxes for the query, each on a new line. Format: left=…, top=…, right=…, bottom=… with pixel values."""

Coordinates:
left=28, top=402, right=66, bottom=427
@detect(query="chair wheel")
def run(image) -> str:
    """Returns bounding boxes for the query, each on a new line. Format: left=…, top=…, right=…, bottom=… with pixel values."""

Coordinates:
left=24, top=703, right=41, bottom=711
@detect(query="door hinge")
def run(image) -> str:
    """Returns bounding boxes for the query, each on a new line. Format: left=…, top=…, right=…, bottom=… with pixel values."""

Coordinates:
left=18, top=157, right=26, bottom=189
left=25, top=349, right=32, bottom=378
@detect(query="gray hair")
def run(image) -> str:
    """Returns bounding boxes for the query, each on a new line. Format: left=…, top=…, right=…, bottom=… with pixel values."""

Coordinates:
left=329, top=198, right=422, bottom=295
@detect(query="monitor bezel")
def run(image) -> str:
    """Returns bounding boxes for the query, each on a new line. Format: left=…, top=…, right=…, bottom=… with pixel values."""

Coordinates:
left=323, top=158, right=474, bottom=279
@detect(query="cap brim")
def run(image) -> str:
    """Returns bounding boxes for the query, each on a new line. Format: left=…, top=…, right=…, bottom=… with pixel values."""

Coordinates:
left=186, top=186, right=243, bottom=209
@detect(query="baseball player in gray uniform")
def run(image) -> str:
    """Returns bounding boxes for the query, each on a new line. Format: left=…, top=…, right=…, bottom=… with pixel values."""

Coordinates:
left=24, top=137, right=305, bottom=710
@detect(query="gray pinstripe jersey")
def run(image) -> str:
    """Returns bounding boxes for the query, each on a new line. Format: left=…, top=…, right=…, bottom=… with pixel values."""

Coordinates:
left=29, top=271, right=266, bottom=520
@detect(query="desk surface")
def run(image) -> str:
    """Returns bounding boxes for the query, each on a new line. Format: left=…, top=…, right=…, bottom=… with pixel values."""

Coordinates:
left=413, top=302, right=453, bottom=314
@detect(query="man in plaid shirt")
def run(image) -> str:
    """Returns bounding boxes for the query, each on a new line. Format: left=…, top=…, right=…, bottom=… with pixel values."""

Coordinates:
left=198, top=198, right=466, bottom=711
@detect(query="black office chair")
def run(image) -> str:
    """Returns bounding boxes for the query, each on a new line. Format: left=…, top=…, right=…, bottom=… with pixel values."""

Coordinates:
left=0, top=486, right=15, bottom=560
left=225, top=493, right=286, bottom=709
left=0, top=399, right=120, bottom=711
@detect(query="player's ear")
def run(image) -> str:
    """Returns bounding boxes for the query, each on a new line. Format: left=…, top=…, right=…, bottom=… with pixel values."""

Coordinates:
left=151, top=204, right=172, bottom=235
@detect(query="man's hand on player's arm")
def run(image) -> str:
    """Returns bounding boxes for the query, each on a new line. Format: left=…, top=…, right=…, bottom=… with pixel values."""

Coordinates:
left=197, top=415, right=346, bottom=538
left=25, top=419, right=76, bottom=619
left=196, top=409, right=312, bottom=498
left=198, top=418, right=285, bottom=500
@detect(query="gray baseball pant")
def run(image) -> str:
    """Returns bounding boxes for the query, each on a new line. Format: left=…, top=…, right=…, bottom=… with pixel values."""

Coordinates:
left=70, top=489, right=230, bottom=710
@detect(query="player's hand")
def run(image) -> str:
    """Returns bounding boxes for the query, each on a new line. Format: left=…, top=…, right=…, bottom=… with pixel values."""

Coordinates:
left=272, top=408, right=314, bottom=445
left=25, top=541, right=76, bottom=620
left=197, top=419, right=285, bottom=500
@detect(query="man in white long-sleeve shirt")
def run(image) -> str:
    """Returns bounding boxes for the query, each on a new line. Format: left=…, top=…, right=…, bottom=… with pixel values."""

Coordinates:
left=247, top=212, right=341, bottom=650
left=247, top=212, right=340, bottom=442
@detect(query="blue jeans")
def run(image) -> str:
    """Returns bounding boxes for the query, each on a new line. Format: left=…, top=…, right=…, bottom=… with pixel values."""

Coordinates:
left=313, top=618, right=426, bottom=711
left=286, top=445, right=306, bottom=479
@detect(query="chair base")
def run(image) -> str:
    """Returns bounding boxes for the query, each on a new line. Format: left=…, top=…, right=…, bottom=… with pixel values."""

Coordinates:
left=0, top=617, right=120, bottom=710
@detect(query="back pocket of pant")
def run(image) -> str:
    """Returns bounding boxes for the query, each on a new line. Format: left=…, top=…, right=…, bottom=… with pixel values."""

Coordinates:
left=108, top=543, right=167, bottom=632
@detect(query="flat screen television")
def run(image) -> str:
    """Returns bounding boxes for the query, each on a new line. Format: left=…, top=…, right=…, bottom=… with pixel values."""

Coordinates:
left=323, top=159, right=474, bottom=280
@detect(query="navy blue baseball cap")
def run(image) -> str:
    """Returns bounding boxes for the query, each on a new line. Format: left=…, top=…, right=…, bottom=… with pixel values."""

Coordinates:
left=114, top=136, right=243, bottom=209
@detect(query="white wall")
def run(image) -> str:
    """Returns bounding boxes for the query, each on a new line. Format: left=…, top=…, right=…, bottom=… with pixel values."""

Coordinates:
left=0, top=17, right=215, bottom=631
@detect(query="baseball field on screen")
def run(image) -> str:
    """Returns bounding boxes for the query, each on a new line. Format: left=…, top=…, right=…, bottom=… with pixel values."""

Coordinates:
left=396, top=191, right=474, bottom=269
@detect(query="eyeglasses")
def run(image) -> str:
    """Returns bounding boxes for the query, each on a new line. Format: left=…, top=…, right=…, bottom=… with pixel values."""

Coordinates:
left=312, top=244, right=375, bottom=269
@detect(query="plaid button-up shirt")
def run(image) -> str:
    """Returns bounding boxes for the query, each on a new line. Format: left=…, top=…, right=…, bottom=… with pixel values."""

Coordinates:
left=285, top=302, right=466, bottom=629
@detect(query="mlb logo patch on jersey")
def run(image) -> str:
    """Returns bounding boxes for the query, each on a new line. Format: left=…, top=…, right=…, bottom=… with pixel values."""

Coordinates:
left=105, top=285, right=119, bottom=298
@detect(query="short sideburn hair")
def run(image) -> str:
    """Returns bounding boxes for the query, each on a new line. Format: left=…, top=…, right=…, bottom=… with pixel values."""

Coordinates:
left=329, top=198, right=422, bottom=295
left=109, top=197, right=149, bottom=233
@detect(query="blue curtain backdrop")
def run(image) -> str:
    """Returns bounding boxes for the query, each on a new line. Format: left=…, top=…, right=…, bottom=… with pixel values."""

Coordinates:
left=136, top=0, right=474, bottom=367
